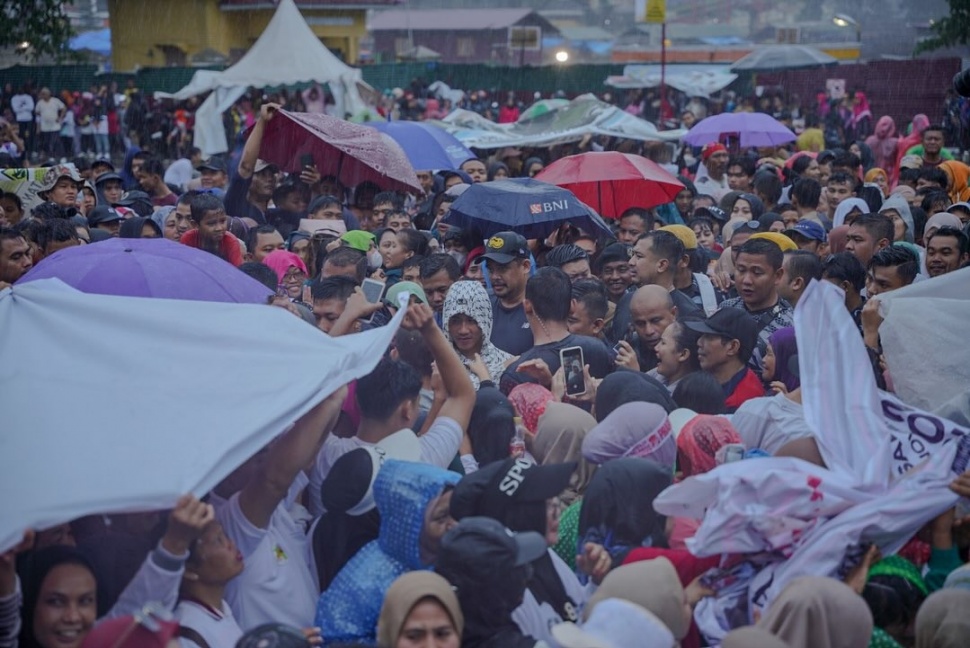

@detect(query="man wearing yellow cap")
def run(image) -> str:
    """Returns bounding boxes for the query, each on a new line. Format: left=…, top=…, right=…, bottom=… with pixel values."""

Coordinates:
left=717, top=236, right=794, bottom=377
left=659, top=225, right=720, bottom=317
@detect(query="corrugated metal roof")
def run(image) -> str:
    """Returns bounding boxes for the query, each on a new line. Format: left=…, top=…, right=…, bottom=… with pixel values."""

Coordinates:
left=370, top=8, right=535, bottom=31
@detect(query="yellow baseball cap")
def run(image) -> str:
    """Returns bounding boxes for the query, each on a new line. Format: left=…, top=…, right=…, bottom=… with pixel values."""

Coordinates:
left=659, top=224, right=698, bottom=250
left=750, top=231, right=798, bottom=252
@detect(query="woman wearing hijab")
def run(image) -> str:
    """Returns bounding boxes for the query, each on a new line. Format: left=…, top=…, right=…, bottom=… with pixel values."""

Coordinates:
left=757, top=576, right=873, bottom=648
left=442, top=280, right=513, bottom=390
left=487, top=162, right=510, bottom=182
left=914, top=589, right=970, bottom=648
left=880, top=196, right=916, bottom=244
left=723, top=193, right=765, bottom=242
left=832, top=197, right=871, bottom=228
left=507, top=383, right=556, bottom=436
left=851, top=140, right=875, bottom=173
left=763, top=327, right=799, bottom=396
left=849, top=93, right=873, bottom=142
left=939, top=160, right=970, bottom=204
left=593, top=370, right=677, bottom=421
left=722, top=627, right=791, bottom=648
left=676, top=415, right=743, bottom=478
left=865, top=168, right=890, bottom=198
left=522, top=157, right=544, bottom=178
left=465, top=387, right=516, bottom=468
left=892, top=114, right=929, bottom=183
left=151, top=206, right=180, bottom=241
left=377, top=572, right=463, bottom=648
left=262, top=249, right=309, bottom=301
left=583, top=558, right=691, bottom=644
left=577, top=458, right=672, bottom=568
left=118, top=216, right=162, bottom=239
left=583, top=402, right=677, bottom=473
left=866, top=116, right=899, bottom=181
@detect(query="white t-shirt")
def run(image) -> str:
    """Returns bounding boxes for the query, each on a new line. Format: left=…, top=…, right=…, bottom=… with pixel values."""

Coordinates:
left=60, top=110, right=75, bottom=137
left=213, top=474, right=319, bottom=630
left=729, top=392, right=813, bottom=454
left=175, top=599, right=243, bottom=648
left=164, top=158, right=196, bottom=191
left=306, top=417, right=463, bottom=517
left=35, top=97, right=65, bottom=133
left=11, top=94, right=34, bottom=122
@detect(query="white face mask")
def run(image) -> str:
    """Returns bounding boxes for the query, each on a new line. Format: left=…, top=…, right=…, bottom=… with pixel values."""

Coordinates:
left=367, top=250, right=384, bottom=270
left=447, top=250, right=467, bottom=268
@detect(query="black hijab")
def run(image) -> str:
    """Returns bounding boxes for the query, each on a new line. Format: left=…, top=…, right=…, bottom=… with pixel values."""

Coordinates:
left=118, top=216, right=162, bottom=239
left=467, top=387, right=516, bottom=465
left=577, top=458, right=671, bottom=566
left=594, top=370, right=677, bottom=421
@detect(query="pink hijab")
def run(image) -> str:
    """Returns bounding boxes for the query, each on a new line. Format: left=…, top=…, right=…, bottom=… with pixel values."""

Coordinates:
left=508, top=383, right=556, bottom=433
left=262, top=250, right=308, bottom=285
left=865, top=116, right=898, bottom=177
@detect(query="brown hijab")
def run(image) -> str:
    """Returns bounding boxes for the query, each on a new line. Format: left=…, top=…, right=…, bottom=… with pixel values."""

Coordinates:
left=377, top=571, right=464, bottom=647
left=722, top=626, right=791, bottom=648
left=758, top=576, right=873, bottom=648
left=915, top=589, right=970, bottom=648
left=533, top=403, right=597, bottom=506
left=584, top=558, right=689, bottom=640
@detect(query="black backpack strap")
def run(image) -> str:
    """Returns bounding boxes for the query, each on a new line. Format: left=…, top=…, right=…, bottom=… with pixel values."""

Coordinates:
left=177, top=626, right=212, bottom=648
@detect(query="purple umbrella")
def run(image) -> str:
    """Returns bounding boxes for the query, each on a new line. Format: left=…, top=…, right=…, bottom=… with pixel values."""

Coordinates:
left=18, top=238, right=273, bottom=304
left=682, top=112, right=796, bottom=148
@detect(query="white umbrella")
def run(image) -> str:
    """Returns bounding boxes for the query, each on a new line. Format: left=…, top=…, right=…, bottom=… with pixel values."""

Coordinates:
left=730, top=45, right=838, bottom=73
left=0, top=279, right=405, bottom=552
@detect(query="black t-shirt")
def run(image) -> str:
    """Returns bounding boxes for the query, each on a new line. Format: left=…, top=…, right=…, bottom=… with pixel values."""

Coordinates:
left=224, top=174, right=266, bottom=224
left=489, top=295, right=533, bottom=356
left=500, top=334, right=613, bottom=395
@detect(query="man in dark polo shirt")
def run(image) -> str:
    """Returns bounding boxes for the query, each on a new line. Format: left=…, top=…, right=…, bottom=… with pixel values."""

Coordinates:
left=483, top=231, right=533, bottom=356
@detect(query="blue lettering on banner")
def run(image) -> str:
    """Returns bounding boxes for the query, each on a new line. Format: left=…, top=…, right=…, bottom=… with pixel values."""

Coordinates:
left=881, top=397, right=969, bottom=475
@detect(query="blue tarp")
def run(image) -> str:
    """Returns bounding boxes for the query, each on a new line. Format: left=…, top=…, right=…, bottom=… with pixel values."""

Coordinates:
left=69, top=28, right=111, bottom=56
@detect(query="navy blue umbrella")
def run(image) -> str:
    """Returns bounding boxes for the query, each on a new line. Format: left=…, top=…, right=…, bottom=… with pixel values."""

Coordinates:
left=442, top=178, right=613, bottom=240
left=366, top=121, right=473, bottom=171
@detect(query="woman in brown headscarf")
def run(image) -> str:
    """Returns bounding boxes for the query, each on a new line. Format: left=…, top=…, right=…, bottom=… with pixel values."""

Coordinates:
left=757, top=576, right=873, bottom=648
left=914, top=588, right=970, bottom=648
left=533, top=403, right=597, bottom=507
left=377, top=571, right=464, bottom=648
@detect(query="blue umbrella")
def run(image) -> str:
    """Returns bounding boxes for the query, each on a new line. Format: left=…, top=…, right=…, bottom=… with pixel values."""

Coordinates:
left=69, top=28, right=111, bottom=57
left=442, top=178, right=613, bottom=240
left=366, top=121, right=474, bottom=171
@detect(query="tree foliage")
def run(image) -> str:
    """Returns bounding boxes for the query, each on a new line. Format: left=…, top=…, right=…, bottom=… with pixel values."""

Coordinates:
left=915, top=0, right=970, bottom=53
left=0, top=0, right=77, bottom=62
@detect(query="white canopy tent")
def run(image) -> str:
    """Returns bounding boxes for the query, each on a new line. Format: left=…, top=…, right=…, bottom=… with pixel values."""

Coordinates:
left=157, top=0, right=368, bottom=156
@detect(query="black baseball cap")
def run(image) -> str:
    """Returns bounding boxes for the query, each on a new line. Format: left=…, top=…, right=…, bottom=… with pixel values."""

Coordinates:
left=87, top=205, right=124, bottom=226
left=450, top=458, right=576, bottom=521
left=197, top=157, right=228, bottom=173
left=693, top=206, right=728, bottom=223
left=684, top=307, right=759, bottom=361
left=91, top=159, right=115, bottom=172
left=436, top=517, right=547, bottom=576
left=94, top=172, right=123, bottom=186
left=481, top=231, right=529, bottom=264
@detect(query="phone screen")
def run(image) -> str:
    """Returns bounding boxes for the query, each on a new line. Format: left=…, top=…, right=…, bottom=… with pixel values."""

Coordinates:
left=359, top=279, right=385, bottom=323
left=560, top=346, right=586, bottom=396
left=300, top=153, right=314, bottom=169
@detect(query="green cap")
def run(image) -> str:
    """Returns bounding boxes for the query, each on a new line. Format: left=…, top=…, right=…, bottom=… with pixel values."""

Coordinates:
left=868, top=555, right=928, bottom=596
left=385, top=281, right=428, bottom=306
left=340, top=230, right=376, bottom=253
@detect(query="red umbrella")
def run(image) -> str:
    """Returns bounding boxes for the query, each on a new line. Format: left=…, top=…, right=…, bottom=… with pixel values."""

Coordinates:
left=254, top=110, right=423, bottom=194
left=535, top=151, right=685, bottom=218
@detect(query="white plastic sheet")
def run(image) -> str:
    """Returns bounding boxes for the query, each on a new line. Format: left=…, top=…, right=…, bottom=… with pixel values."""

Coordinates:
left=0, top=279, right=406, bottom=552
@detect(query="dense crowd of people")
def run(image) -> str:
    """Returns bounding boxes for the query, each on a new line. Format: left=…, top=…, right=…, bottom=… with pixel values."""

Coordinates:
left=1, top=78, right=970, bottom=648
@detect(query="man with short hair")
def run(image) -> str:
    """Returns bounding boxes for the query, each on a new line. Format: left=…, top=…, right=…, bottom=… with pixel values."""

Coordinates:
left=778, top=249, right=823, bottom=307
left=544, top=244, right=591, bottom=282
left=245, top=225, right=285, bottom=263
left=925, top=226, right=969, bottom=277
left=790, top=178, right=823, bottom=226
left=919, top=125, right=946, bottom=168
left=825, top=172, right=856, bottom=223
left=595, top=242, right=634, bottom=304
left=483, top=231, right=533, bottom=355
left=630, top=231, right=701, bottom=315
left=568, top=277, right=610, bottom=340
left=401, top=255, right=424, bottom=284
left=866, top=246, right=919, bottom=296
left=228, top=103, right=284, bottom=223
left=616, top=208, right=652, bottom=245
left=0, top=229, right=32, bottom=286
left=37, top=219, right=80, bottom=259
left=916, top=167, right=948, bottom=192
left=310, top=275, right=359, bottom=333
left=783, top=219, right=827, bottom=256
left=419, top=253, right=461, bottom=323
left=172, top=192, right=196, bottom=240
left=136, top=158, right=177, bottom=207
left=727, top=156, right=755, bottom=191
left=719, top=238, right=794, bottom=375
left=309, top=301, right=475, bottom=514
left=460, top=158, right=487, bottom=183
left=321, top=246, right=366, bottom=284
left=384, top=210, right=413, bottom=232
left=754, top=172, right=783, bottom=214
left=197, top=157, right=229, bottom=191
left=660, top=224, right=720, bottom=316
left=822, top=252, right=868, bottom=334
left=500, top=267, right=612, bottom=394
left=87, top=205, right=124, bottom=237
left=831, top=152, right=861, bottom=178
left=685, top=307, right=764, bottom=412
left=372, top=191, right=403, bottom=231
left=845, top=213, right=893, bottom=267
left=34, top=87, right=66, bottom=159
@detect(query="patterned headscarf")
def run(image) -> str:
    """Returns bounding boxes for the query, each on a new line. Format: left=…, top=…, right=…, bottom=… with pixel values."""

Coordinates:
left=442, top=280, right=512, bottom=389
left=583, top=402, right=676, bottom=472
left=508, top=383, right=556, bottom=434
left=676, top=415, right=742, bottom=477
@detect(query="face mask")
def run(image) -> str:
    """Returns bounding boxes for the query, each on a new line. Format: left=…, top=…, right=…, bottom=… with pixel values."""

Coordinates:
left=367, top=250, right=383, bottom=270
left=447, top=250, right=467, bottom=268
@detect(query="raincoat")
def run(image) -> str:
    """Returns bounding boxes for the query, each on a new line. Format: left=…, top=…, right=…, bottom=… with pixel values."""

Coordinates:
left=314, top=460, right=460, bottom=645
left=865, top=116, right=899, bottom=182
left=441, top=280, right=513, bottom=389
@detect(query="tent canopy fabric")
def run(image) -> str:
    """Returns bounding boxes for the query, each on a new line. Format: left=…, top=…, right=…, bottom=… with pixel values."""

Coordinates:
left=0, top=278, right=406, bottom=552
left=730, top=45, right=838, bottom=72
left=69, top=28, right=111, bottom=57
